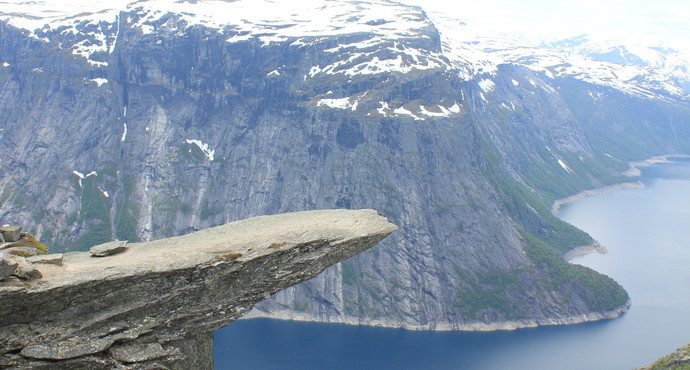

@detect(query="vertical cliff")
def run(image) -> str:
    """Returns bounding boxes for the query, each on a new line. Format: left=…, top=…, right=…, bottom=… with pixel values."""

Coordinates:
left=1, top=0, right=687, bottom=330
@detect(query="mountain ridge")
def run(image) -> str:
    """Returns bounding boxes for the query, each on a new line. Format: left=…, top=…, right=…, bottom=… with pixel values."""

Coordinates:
left=1, top=0, right=688, bottom=331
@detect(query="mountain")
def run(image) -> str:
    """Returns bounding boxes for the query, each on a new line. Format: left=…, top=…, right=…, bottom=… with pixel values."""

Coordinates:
left=1, top=0, right=688, bottom=330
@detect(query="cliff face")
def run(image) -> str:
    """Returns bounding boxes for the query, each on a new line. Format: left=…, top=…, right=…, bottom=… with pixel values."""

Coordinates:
left=0, top=209, right=396, bottom=368
left=0, top=0, right=687, bottom=330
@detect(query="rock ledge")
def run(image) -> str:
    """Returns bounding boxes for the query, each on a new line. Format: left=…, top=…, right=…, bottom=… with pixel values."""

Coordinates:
left=0, top=209, right=396, bottom=368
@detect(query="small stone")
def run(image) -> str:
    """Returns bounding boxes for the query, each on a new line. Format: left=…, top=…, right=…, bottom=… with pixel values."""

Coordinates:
left=13, top=258, right=41, bottom=280
left=89, top=241, right=128, bottom=257
left=0, top=226, right=22, bottom=242
left=27, top=253, right=64, bottom=266
left=3, top=246, right=39, bottom=258
left=0, top=256, right=19, bottom=280
left=109, top=342, right=168, bottom=363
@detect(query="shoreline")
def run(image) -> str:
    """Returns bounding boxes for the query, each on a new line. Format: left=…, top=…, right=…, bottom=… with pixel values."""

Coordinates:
left=242, top=154, right=681, bottom=333
left=551, top=182, right=644, bottom=216
left=551, top=153, right=690, bottom=216
left=243, top=299, right=631, bottom=332
left=563, top=240, right=608, bottom=261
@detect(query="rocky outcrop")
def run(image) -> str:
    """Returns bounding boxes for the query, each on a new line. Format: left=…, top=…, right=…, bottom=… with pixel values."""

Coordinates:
left=0, top=226, right=22, bottom=242
left=0, top=209, right=396, bottom=368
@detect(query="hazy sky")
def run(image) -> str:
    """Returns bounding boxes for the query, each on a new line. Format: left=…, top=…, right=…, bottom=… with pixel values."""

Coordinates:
left=402, top=0, right=690, bottom=44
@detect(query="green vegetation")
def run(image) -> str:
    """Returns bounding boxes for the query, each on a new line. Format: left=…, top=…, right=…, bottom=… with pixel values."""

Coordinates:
left=9, top=232, right=48, bottom=255
left=70, top=220, right=111, bottom=252
left=480, top=137, right=593, bottom=253
left=521, top=230, right=629, bottom=311
left=176, top=142, right=208, bottom=162
left=70, top=176, right=112, bottom=252
left=452, top=269, right=519, bottom=319
left=342, top=262, right=357, bottom=286
left=647, top=343, right=690, bottom=370
left=293, top=301, right=309, bottom=312
left=65, top=211, right=78, bottom=225
left=467, top=132, right=629, bottom=317
left=115, top=201, right=141, bottom=242
left=200, top=199, right=220, bottom=221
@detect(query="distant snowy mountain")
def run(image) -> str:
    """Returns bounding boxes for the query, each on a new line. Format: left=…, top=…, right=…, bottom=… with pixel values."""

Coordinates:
left=1, top=0, right=687, bottom=101
left=428, top=13, right=690, bottom=100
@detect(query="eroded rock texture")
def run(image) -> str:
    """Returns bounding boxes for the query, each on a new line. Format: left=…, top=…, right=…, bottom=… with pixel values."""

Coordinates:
left=0, top=209, right=396, bottom=368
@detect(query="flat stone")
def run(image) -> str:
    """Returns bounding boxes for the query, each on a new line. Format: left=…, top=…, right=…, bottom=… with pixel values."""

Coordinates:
left=0, top=256, right=19, bottom=280
left=3, top=246, right=39, bottom=258
left=110, top=342, right=168, bottom=363
left=27, top=253, right=64, bottom=266
left=89, top=241, right=128, bottom=257
left=0, top=226, right=22, bottom=243
left=20, top=337, right=113, bottom=360
left=13, top=258, right=41, bottom=280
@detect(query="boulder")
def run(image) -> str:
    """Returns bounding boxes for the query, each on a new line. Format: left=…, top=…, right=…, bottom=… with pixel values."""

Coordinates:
left=0, top=226, right=22, bottom=243
left=89, top=241, right=128, bottom=257
left=0, top=256, right=19, bottom=281
left=12, top=258, right=41, bottom=280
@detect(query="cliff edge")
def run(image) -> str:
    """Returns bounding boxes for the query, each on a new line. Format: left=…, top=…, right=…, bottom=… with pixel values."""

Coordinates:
left=0, top=209, right=396, bottom=368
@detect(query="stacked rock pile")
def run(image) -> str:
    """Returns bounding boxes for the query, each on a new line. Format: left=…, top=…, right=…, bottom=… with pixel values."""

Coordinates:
left=0, top=225, right=58, bottom=282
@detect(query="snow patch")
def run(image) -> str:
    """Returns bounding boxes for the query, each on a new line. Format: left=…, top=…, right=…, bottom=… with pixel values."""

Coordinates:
left=478, top=79, right=495, bottom=93
left=557, top=158, right=574, bottom=174
left=377, top=101, right=391, bottom=116
left=317, top=97, right=352, bottom=110
left=308, top=66, right=322, bottom=78
left=98, top=186, right=109, bottom=198
left=393, top=106, right=424, bottom=121
left=419, top=105, right=453, bottom=118
left=185, top=139, right=215, bottom=161
left=91, top=78, right=108, bottom=86
left=121, top=123, right=127, bottom=142
left=72, top=170, right=97, bottom=188
left=448, top=103, right=461, bottom=113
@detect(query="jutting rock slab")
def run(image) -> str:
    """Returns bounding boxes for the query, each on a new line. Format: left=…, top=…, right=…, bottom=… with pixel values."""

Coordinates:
left=0, top=209, right=396, bottom=368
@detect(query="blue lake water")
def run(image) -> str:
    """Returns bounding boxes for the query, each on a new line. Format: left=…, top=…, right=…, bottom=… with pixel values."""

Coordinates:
left=214, top=160, right=690, bottom=369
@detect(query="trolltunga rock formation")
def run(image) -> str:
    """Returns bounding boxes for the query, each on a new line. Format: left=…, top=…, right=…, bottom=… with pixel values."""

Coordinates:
left=0, top=209, right=396, bottom=368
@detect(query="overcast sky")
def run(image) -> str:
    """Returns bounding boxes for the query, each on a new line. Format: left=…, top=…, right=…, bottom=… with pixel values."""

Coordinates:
left=402, top=0, right=690, bottom=47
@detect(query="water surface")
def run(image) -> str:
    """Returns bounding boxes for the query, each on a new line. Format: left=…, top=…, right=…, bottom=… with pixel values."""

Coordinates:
left=215, top=160, right=690, bottom=369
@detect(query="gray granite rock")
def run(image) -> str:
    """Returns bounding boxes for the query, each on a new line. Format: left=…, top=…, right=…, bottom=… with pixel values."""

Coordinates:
left=0, top=210, right=396, bottom=367
left=13, top=258, right=41, bottom=280
left=89, top=241, right=128, bottom=257
left=0, top=256, right=18, bottom=281
left=110, top=342, right=168, bottom=363
left=0, top=226, right=21, bottom=243
left=21, top=337, right=113, bottom=360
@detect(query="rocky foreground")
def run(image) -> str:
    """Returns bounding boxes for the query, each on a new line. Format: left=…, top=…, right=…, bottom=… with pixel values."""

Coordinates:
left=0, top=209, right=396, bottom=368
